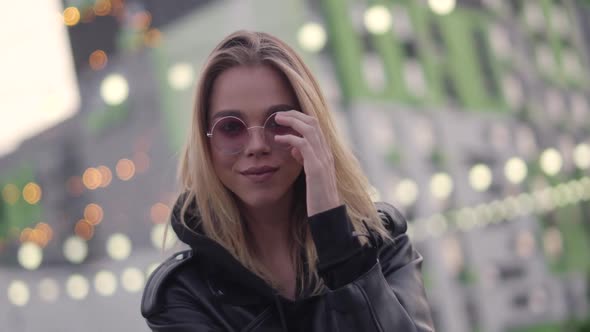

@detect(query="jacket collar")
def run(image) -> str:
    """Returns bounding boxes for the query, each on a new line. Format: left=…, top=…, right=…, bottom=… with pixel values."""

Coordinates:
left=170, top=192, right=283, bottom=304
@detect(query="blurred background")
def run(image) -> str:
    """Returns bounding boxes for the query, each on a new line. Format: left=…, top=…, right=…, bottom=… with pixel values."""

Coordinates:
left=1, top=0, right=590, bottom=331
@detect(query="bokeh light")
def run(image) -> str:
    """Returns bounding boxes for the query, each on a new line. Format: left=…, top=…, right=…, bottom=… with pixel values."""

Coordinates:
left=442, top=237, right=463, bottom=276
left=144, top=28, right=162, bottom=47
left=93, top=0, right=111, bottom=16
left=469, top=164, right=492, bottom=192
left=82, top=167, right=102, bottom=190
left=116, top=158, right=136, bottom=181
left=22, top=182, right=42, bottom=204
left=297, top=23, right=326, bottom=53
left=35, top=223, right=54, bottom=247
left=100, top=74, right=129, bottom=106
left=20, top=225, right=50, bottom=247
left=121, top=267, right=145, bottom=293
left=19, top=228, right=32, bottom=243
left=63, top=7, right=81, bottom=26
left=150, top=202, right=170, bottom=224
left=540, top=148, right=562, bottom=176
left=94, top=270, right=117, bottom=296
left=430, top=173, right=454, bottom=199
left=394, top=179, right=419, bottom=207
left=133, top=152, right=150, bottom=174
left=75, top=219, right=95, bottom=240
left=107, top=233, right=132, bottom=261
left=2, top=183, right=19, bottom=205
left=38, top=278, right=60, bottom=303
left=428, top=0, right=456, bottom=15
left=132, top=11, right=152, bottom=30
left=505, top=157, right=528, bottom=184
left=63, top=236, right=88, bottom=264
left=516, top=230, right=536, bottom=258
left=98, top=165, right=112, bottom=187
left=89, top=50, right=108, bottom=71
left=84, top=203, right=104, bottom=225
left=80, top=6, right=96, bottom=23
left=8, top=280, right=30, bottom=307
left=167, top=63, right=194, bottom=90
left=17, top=242, right=43, bottom=270
left=573, top=143, right=590, bottom=169
left=66, top=274, right=89, bottom=300
left=364, top=5, right=392, bottom=34
left=151, top=223, right=177, bottom=250
left=543, top=227, right=563, bottom=259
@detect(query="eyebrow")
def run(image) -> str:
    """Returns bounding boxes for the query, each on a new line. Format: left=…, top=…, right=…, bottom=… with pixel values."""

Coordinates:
left=210, top=104, right=297, bottom=121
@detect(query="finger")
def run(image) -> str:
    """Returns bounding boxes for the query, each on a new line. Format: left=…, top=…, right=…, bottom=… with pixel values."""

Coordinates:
left=278, top=110, right=316, bottom=126
left=274, top=134, right=319, bottom=165
left=274, top=113, right=322, bottom=147
left=276, top=111, right=331, bottom=160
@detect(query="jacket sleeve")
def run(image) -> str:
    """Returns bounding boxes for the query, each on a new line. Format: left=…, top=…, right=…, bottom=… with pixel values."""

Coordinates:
left=308, top=203, right=435, bottom=332
left=141, top=251, right=228, bottom=332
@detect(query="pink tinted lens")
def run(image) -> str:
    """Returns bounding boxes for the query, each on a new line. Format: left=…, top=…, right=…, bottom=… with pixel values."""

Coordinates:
left=212, top=117, right=248, bottom=153
left=265, top=113, right=298, bottom=149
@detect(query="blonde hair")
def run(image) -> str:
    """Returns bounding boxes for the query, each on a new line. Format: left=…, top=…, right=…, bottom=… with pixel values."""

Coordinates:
left=173, top=30, right=392, bottom=296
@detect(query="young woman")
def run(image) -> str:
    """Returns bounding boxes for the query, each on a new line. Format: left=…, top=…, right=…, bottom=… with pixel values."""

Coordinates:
left=141, top=30, right=434, bottom=331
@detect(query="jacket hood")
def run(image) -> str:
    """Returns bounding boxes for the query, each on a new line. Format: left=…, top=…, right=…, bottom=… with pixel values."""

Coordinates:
left=170, top=192, right=280, bottom=301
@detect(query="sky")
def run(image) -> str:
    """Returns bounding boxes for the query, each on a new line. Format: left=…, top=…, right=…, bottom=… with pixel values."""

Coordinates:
left=0, top=0, right=80, bottom=157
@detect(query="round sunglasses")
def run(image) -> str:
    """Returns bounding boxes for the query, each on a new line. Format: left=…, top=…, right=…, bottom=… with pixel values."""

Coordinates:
left=206, top=112, right=299, bottom=155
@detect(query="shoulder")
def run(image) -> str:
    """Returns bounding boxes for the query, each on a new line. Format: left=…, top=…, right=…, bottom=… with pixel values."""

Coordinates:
left=141, top=249, right=202, bottom=318
left=374, top=201, right=408, bottom=238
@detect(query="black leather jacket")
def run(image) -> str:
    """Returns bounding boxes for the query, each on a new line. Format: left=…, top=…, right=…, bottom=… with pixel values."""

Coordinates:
left=141, top=196, right=435, bottom=331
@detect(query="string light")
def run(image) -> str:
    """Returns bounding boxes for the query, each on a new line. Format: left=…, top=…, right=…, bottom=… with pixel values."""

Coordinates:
left=394, top=179, right=419, bottom=206
left=7, top=280, right=29, bottom=307
left=89, top=50, right=108, bottom=71
left=430, top=173, right=453, bottom=199
left=116, top=158, right=135, bottom=181
left=38, top=278, right=60, bottom=303
left=410, top=176, right=590, bottom=241
left=106, top=233, right=132, bottom=261
left=364, top=5, right=392, bottom=34
left=17, top=242, right=43, bottom=270
left=63, top=7, right=81, bottom=26
left=66, top=274, right=89, bottom=300
left=93, top=0, right=112, bottom=16
left=297, top=23, right=326, bottom=53
left=428, top=0, right=456, bottom=15
left=2, top=183, right=19, bottom=204
left=94, top=270, right=118, bottom=296
left=22, top=182, right=42, bottom=204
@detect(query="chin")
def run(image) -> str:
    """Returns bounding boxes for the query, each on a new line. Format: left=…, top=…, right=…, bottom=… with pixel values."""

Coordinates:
left=236, top=191, right=283, bottom=209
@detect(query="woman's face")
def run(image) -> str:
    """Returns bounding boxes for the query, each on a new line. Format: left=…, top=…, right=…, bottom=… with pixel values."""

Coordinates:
left=207, top=64, right=303, bottom=209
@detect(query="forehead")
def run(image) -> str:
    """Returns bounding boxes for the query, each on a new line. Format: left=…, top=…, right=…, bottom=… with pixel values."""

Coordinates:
left=209, top=64, right=298, bottom=121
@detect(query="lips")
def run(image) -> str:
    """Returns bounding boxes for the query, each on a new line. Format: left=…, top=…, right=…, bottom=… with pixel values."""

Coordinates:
left=240, top=166, right=278, bottom=183
left=240, top=166, right=279, bottom=175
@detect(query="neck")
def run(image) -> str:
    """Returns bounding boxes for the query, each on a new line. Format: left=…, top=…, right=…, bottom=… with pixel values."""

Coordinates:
left=240, top=194, right=294, bottom=262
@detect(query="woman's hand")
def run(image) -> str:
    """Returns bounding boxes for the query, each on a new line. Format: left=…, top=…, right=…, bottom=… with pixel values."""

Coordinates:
left=274, top=110, right=341, bottom=216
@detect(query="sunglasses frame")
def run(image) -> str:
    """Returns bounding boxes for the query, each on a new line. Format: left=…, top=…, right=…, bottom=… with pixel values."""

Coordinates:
left=206, top=112, right=290, bottom=155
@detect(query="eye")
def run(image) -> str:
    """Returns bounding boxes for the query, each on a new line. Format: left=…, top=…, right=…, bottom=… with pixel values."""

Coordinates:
left=266, top=113, right=291, bottom=134
left=217, top=118, right=245, bottom=136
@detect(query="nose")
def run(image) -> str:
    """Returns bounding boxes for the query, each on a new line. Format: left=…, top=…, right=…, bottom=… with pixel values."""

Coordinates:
left=242, top=126, right=271, bottom=156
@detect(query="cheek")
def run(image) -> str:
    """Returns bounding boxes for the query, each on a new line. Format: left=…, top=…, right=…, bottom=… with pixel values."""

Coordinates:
left=210, top=151, right=237, bottom=182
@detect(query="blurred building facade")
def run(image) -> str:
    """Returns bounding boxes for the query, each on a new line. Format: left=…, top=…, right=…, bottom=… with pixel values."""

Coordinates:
left=1, top=0, right=589, bottom=331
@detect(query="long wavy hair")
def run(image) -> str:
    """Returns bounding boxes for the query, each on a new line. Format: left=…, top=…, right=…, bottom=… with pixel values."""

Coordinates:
left=173, top=30, right=392, bottom=296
